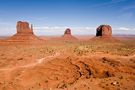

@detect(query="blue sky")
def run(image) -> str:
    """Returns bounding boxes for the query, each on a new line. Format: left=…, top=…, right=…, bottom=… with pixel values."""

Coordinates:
left=0, top=0, right=135, bottom=35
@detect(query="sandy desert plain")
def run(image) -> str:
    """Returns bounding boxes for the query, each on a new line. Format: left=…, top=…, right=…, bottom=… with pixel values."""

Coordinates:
left=0, top=22, right=135, bottom=90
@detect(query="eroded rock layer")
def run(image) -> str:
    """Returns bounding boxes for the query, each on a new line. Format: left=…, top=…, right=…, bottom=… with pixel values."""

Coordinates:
left=62, top=28, right=77, bottom=40
left=96, top=25, right=112, bottom=37
left=4, top=21, right=41, bottom=42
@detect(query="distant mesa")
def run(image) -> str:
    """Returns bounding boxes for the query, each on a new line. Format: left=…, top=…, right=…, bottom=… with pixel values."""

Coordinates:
left=17, top=21, right=33, bottom=34
left=4, top=21, right=41, bottom=43
left=62, top=28, right=77, bottom=40
left=96, top=25, right=112, bottom=37
left=90, top=24, right=118, bottom=42
left=64, top=28, right=71, bottom=35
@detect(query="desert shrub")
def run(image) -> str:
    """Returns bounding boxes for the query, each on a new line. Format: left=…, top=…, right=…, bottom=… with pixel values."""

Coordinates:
left=73, top=45, right=94, bottom=55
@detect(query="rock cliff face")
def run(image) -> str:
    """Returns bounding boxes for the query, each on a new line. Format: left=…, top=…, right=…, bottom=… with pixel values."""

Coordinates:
left=16, top=21, right=33, bottom=34
left=62, top=28, right=77, bottom=40
left=64, top=28, right=71, bottom=35
left=96, top=25, right=112, bottom=37
left=5, top=21, right=41, bottom=42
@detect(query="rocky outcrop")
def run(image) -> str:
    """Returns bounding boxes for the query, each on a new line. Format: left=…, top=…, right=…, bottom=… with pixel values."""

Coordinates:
left=64, top=28, right=71, bottom=35
left=16, top=21, right=33, bottom=34
left=62, top=28, right=77, bottom=40
left=4, top=21, right=41, bottom=43
left=96, top=25, right=112, bottom=37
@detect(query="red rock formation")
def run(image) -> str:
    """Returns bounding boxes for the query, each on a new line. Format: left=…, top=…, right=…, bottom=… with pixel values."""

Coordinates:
left=62, top=28, right=77, bottom=40
left=64, top=28, right=71, bottom=35
left=4, top=21, right=41, bottom=42
left=16, top=21, right=33, bottom=34
left=96, top=25, right=112, bottom=37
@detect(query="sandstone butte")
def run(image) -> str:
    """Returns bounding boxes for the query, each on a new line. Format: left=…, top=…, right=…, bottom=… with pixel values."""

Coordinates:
left=62, top=28, right=77, bottom=40
left=0, top=23, right=115, bottom=43
left=4, top=21, right=41, bottom=42
left=96, top=25, right=112, bottom=37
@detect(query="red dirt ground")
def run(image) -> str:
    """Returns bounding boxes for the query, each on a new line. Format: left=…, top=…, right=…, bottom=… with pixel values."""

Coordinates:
left=0, top=35, right=135, bottom=90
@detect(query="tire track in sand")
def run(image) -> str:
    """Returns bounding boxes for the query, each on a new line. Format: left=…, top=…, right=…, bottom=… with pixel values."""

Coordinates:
left=0, top=52, right=60, bottom=71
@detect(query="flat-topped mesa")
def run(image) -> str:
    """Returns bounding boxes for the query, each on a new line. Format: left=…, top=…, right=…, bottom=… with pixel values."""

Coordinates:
left=96, top=25, right=112, bottom=37
left=17, top=21, right=33, bottom=34
left=64, top=28, right=71, bottom=35
left=3, top=21, right=42, bottom=43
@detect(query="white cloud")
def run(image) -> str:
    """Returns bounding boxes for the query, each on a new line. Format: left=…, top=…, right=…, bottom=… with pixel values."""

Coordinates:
left=33, top=26, right=95, bottom=35
left=117, top=27, right=130, bottom=31
left=0, top=23, right=134, bottom=36
left=34, top=26, right=95, bottom=30
left=115, top=27, right=135, bottom=31
left=85, top=27, right=95, bottom=30
left=34, top=26, right=50, bottom=30
left=34, top=26, right=66, bottom=30
left=132, top=28, right=135, bottom=31
left=31, top=26, right=135, bottom=35
left=112, top=27, right=135, bottom=35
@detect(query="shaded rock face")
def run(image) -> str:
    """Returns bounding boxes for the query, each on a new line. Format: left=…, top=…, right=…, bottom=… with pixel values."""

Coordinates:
left=64, top=28, right=71, bottom=35
left=96, top=25, right=112, bottom=37
left=17, top=21, right=33, bottom=34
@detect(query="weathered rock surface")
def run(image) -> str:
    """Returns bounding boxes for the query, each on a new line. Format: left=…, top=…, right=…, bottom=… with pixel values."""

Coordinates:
left=16, top=21, right=33, bottom=34
left=64, top=28, right=71, bottom=35
left=62, top=28, right=77, bottom=40
left=4, top=21, right=41, bottom=43
left=96, top=25, right=112, bottom=37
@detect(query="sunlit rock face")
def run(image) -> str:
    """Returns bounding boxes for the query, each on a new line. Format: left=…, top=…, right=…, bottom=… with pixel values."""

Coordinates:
left=4, top=21, right=41, bottom=42
left=16, top=21, right=33, bottom=34
left=62, top=28, right=77, bottom=40
left=96, top=25, right=112, bottom=37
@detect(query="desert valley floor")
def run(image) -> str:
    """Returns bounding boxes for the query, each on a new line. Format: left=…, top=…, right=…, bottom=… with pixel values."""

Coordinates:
left=0, top=36, right=135, bottom=90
